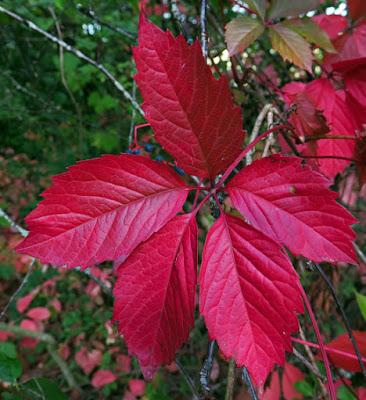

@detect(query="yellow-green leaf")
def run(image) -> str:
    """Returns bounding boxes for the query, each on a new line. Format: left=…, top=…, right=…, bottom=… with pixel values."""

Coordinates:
left=246, top=0, right=267, bottom=19
left=226, top=16, right=265, bottom=55
left=268, top=0, right=322, bottom=19
left=269, top=24, right=313, bottom=72
left=356, top=292, right=366, bottom=321
left=282, top=17, right=336, bottom=53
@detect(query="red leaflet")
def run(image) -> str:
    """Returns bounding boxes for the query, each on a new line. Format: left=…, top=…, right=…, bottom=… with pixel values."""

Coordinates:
left=261, top=363, right=304, bottom=400
left=333, top=57, right=366, bottom=128
left=133, top=15, right=244, bottom=179
left=227, top=155, right=357, bottom=264
left=113, top=214, right=197, bottom=379
left=321, top=331, right=366, bottom=372
left=323, top=21, right=366, bottom=68
left=91, top=370, right=117, bottom=389
left=348, top=0, right=366, bottom=21
left=199, top=213, right=302, bottom=385
left=16, top=155, right=188, bottom=268
left=312, top=14, right=347, bottom=41
left=282, top=363, right=304, bottom=400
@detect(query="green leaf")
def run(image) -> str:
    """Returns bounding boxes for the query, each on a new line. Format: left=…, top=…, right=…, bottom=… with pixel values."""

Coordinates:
left=0, top=344, right=22, bottom=383
left=93, top=131, right=119, bottom=152
left=0, top=342, right=17, bottom=359
left=0, top=264, right=16, bottom=280
left=282, top=17, right=336, bottom=53
left=88, top=92, right=119, bottom=114
left=0, top=215, right=11, bottom=228
left=294, top=380, right=315, bottom=397
left=337, top=385, right=357, bottom=400
left=225, top=16, right=265, bottom=55
left=268, top=24, right=313, bottom=72
left=268, top=0, right=322, bottom=19
left=246, top=0, right=267, bottom=19
left=356, top=292, right=366, bottom=321
left=23, top=378, right=68, bottom=400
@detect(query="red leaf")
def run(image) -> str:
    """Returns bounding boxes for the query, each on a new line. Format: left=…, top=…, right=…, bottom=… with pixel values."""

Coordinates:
left=312, top=14, right=347, bottom=41
left=113, top=213, right=197, bottom=379
left=133, top=16, right=244, bottom=179
left=333, top=57, right=366, bottom=128
left=227, top=155, right=357, bottom=264
left=16, top=154, right=188, bottom=268
left=282, top=363, right=304, bottom=400
left=129, top=379, right=146, bottom=396
left=20, top=319, right=41, bottom=349
left=261, top=370, right=280, bottom=400
left=348, top=0, right=366, bottom=21
left=91, top=370, right=116, bottom=389
left=75, top=347, right=102, bottom=375
left=16, top=292, right=35, bottom=313
left=323, top=21, right=366, bottom=68
left=199, top=213, right=302, bottom=385
left=26, top=307, right=50, bottom=321
left=323, top=331, right=366, bottom=372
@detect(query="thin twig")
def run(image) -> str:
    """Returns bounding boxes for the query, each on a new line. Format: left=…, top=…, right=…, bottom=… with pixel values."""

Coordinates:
left=200, top=0, right=208, bottom=59
left=77, top=5, right=135, bottom=40
left=246, top=104, right=273, bottom=164
left=241, top=367, right=259, bottom=400
left=0, top=259, right=35, bottom=321
left=128, top=81, right=137, bottom=146
left=299, top=326, right=328, bottom=397
left=0, top=5, right=143, bottom=115
left=49, top=7, right=84, bottom=154
left=224, top=359, right=236, bottom=400
left=0, top=207, right=28, bottom=237
left=354, top=243, right=366, bottom=264
left=293, top=348, right=325, bottom=381
left=262, top=109, right=275, bottom=157
left=313, top=262, right=366, bottom=377
left=200, top=340, right=215, bottom=392
left=176, top=359, right=200, bottom=400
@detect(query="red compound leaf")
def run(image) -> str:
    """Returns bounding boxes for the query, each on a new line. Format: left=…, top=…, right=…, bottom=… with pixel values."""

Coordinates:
left=227, top=155, right=357, bottom=264
left=133, top=15, right=244, bottom=179
left=16, top=154, right=188, bottom=268
left=113, top=213, right=197, bottom=379
left=199, top=213, right=302, bottom=385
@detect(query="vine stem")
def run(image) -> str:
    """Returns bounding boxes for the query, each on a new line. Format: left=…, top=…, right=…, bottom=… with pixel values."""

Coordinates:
left=215, top=125, right=291, bottom=189
left=313, top=263, right=366, bottom=377
left=298, top=283, right=337, bottom=400
left=292, top=337, right=366, bottom=364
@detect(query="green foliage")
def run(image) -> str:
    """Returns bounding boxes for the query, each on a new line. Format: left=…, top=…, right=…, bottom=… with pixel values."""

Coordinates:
left=355, top=291, right=366, bottom=321
left=0, top=342, right=22, bottom=383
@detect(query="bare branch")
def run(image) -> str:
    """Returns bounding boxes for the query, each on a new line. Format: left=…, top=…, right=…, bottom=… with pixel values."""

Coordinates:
left=0, top=5, right=143, bottom=116
left=200, top=0, right=208, bottom=59
left=0, top=207, right=28, bottom=237
left=246, top=104, right=273, bottom=165
left=0, top=259, right=35, bottom=322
